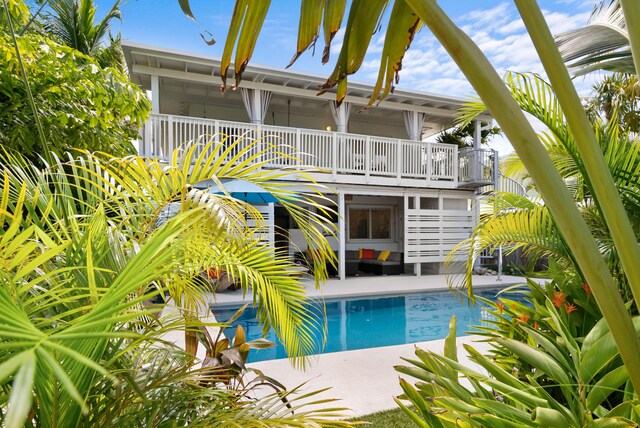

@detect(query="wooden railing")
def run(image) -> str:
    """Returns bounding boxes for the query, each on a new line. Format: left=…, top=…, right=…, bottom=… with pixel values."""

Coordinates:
left=141, top=113, right=468, bottom=186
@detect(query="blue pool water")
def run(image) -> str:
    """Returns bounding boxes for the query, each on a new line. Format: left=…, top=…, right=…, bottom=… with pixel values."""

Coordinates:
left=212, top=288, right=517, bottom=363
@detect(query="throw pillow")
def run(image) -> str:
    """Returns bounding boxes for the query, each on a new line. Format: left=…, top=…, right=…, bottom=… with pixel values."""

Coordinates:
left=377, top=250, right=391, bottom=261
left=361, top=248, right=375, bottom=259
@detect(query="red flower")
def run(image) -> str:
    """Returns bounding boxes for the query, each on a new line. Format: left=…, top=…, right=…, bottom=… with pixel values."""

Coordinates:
left=582, top=282, right=592, bottom=296
left=564, top=303, right=577, bottom=314
left=533, top=321, right=539, bottom=330
left=516, top=313, right=530, bottom=324
left=497, top=300, right=504, bottom=314
left=552, top=291, right=566, bottom=308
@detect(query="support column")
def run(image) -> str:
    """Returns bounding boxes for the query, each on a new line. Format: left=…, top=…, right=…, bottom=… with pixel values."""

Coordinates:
left=471, top=120, right=483, bottom=181
left=338, top=192, right=346, bottom=280
left=473, top=119, right=482, bottom=149
left=413, top=195, right=422, bottom=277
left=268, top=202, right=275, bottom=249
left=150, top=75, right=160, bottom=114
left=472, top=193, right=482, bottom=271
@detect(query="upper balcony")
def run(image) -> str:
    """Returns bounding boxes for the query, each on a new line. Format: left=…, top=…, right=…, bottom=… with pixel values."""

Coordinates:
left=141, top=113, right=495, bottom=190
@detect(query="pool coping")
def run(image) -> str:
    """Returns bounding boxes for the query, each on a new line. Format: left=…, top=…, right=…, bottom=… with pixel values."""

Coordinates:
left=208, top=273, right=532, bottom=307
left=162, top=274, right=542, bottom=417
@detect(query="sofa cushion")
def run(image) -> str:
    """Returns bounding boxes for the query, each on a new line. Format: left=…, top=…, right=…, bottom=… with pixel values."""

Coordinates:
left=377, top=250, right=391, bottom=261
left=360, top=248, right=376, bottom=259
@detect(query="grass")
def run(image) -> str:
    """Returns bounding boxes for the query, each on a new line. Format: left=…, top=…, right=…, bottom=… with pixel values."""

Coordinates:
left=349, top=407, right=415, bottom=427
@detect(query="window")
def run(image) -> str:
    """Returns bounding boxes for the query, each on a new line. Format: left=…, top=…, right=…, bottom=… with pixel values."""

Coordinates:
left=348, top=207, right=393, bottom=240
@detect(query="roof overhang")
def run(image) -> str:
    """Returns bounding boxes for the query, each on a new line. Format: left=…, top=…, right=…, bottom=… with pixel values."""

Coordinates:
left=122, top=41, right=493, bottom=127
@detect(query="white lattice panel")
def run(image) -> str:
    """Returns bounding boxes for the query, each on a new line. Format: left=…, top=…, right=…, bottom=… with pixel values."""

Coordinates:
left=404, top=207, right=473, bottom=263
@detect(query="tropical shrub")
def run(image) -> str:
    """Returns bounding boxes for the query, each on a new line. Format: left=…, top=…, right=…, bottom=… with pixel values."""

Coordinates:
left=0, top=1, right=150, bottom=162
left=0, top=138, right=348, bottom=427
left=451, top=72, right=640, bottom=302
left=395, top=278, right=640, bottom=426
left=43, top=0, right=126, bottom=70
left=435, top=122, right=501, bottom=148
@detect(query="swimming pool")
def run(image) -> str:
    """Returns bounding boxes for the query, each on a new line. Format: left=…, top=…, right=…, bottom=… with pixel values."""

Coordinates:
left=212, top=288, right=516, bottom=363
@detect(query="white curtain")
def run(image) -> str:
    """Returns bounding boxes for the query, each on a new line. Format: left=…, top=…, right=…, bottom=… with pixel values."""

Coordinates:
left=330, top=101, right=351, bottom=133
left=241, top=88, right=272, bottom=124
left=403, top=110, right=426, bottom=141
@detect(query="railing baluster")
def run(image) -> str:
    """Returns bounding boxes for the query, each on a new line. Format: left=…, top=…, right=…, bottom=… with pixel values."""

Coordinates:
left=142, top=113, right=467, bottom=186
left=396, top=139, right=402, bottom=180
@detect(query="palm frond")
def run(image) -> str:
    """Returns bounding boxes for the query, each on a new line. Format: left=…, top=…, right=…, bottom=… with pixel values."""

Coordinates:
left=448, top=199, right=572, bottom=296
left=44, top=0, right=122, bottom=58
left=556, top=0, right=633, bottom=75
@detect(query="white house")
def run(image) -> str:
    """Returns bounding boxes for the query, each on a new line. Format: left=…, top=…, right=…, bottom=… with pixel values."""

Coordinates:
left=122, top=42, right=497, bottom=280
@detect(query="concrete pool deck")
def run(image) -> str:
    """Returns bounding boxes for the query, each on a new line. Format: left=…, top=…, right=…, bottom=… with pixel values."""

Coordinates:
left=211, top=272, right=529, bottom=305
left=208, top=273, right=531, bottom=417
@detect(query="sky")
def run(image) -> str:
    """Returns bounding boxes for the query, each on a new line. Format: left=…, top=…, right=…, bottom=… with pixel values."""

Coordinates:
left=104, top=0, right=602, bottom=154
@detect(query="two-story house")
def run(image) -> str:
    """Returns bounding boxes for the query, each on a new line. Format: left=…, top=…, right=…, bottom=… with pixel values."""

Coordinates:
left=122, top=42, right=496, bottom=280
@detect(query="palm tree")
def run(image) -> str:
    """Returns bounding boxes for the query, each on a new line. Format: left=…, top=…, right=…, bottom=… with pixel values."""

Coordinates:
left=0, top=139, right=348, bottom=427
left=175, top=0, right=640, bottom=391
left=585, top=73, right=640, bottom=132
left=450, top=72, right=640, bottom=301
left=555, top=0, right=633, bottom=75
left=43, top=0, right=125, bottom=69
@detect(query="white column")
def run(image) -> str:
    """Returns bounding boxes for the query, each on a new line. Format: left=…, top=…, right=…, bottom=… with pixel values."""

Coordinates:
left=268, top=202, right=275, bottom=248
left=474, top=119, right=482, bottom=149
left=253, top=90, right=262, bottom=124
left=338, top=192, right=346, bottom=280
left=472, top=193, right=482, bottom=270
left=150, top=75, right=160, bottom=114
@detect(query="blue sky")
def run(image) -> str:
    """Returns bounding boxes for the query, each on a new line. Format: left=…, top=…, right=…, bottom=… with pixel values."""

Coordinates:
left=106, top=0, right=600, bottom=153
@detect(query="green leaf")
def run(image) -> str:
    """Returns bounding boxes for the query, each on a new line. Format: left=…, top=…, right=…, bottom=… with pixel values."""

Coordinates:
left=397, top=378, right=443, bottom=428
left=531, top=407, right=571, bottom=427
left=321, top=0, right=346, bottom=63
left=5, top=351, right=35, bottom=428
left=369, top=0, right=421, bottom=106
left=581, top=317, right=640, bottom=384
left=220, top=0, right=272, bottom=89
left=586, top=365, right=629, bottom=411
left=584, top=417, right=639, bottom=427
left=36, top=348, right=88, bottom=414
left=393, top=397, right=433, bottom=428
left=0, top=350, right=33, bottom=385
left=319, top=0, right=389, bottom=104
left=443, top=315, right=457, bottom=362
left=470, top=398, right=532, bottom=425
left=178, top=0, right=196, bottom=21
left=499, top=338, right=572, bottom=389
left=287, top=0, right=324, bottom=67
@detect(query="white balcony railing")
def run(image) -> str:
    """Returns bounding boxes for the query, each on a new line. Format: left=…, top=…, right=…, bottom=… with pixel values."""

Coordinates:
left=141, top=114, right=465, bottom=186
left=458, top=147, right=497, bottom=188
